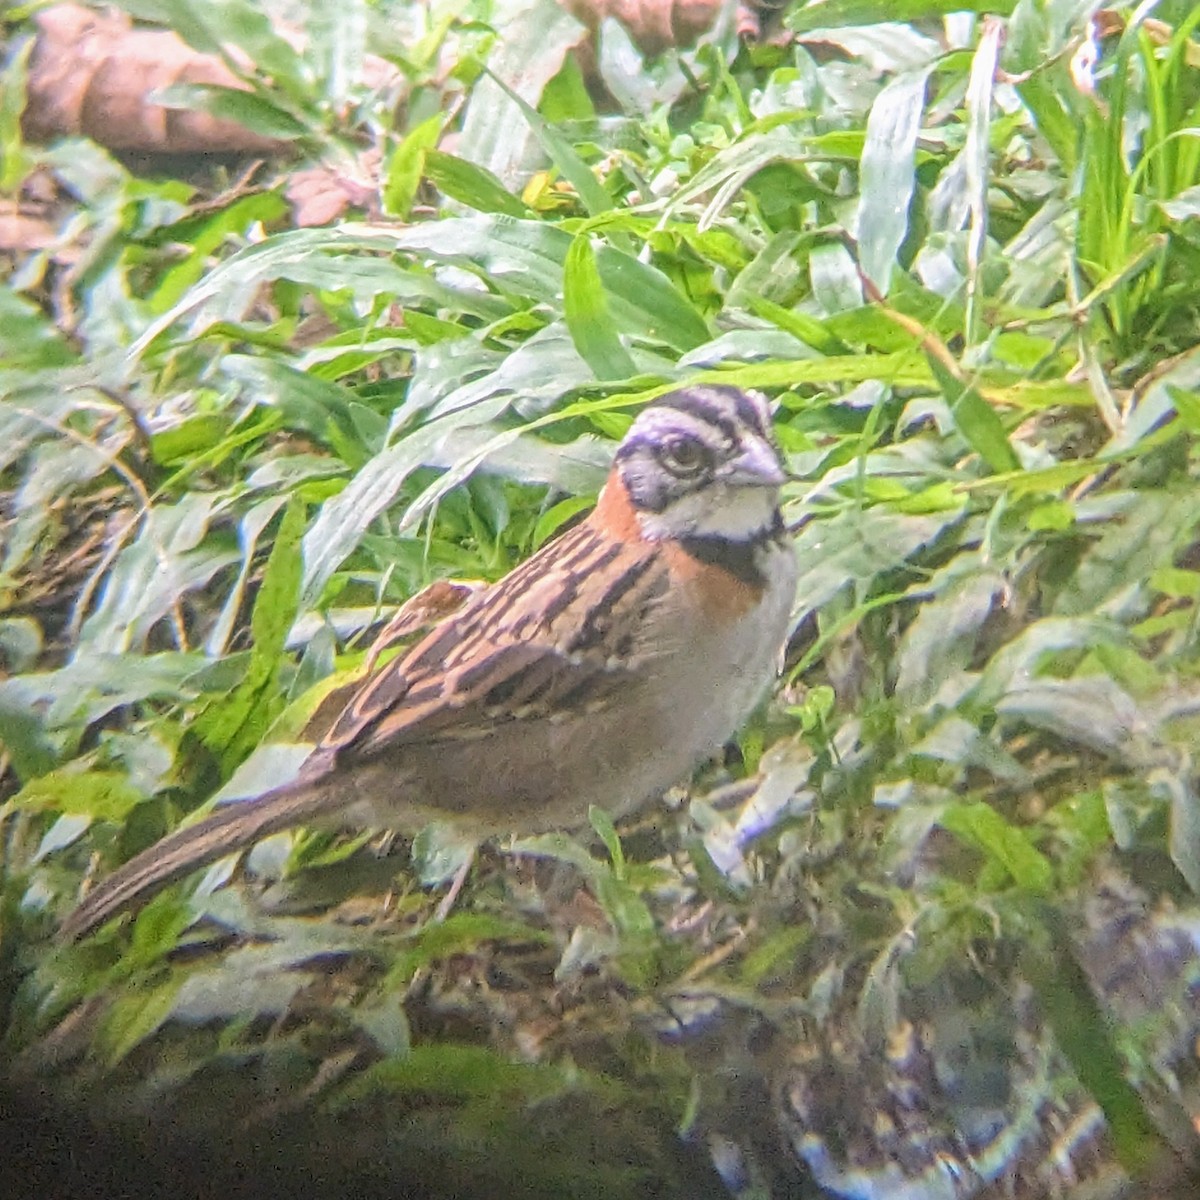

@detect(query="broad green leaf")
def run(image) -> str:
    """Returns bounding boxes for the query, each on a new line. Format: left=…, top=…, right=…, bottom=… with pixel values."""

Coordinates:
left=409, top=326, right=597, bottom=427
left=98, top=976, right=184, bottom=1067
left=336, top=1043, right=575, bottom=1108
left=155, top=83, right=308, bottom=141
left=131, top=227, right=509, bottom=355
left=1024, top=921, right=1173, bottom=1174
left=895, top=568, right=1002, bottom=705
left=77, top=494, right=240, bottom=655
left=914, top=715, right=1031, bottom=786
left=788, top=0, right=1017, bottom=33
left=1160, top=184, right=1200, bottom=221
left=0, top=289, right=76, bottom=369
left=384, top=112, right=443, bottom=218
left=0, top=652, right=211, bottom=741
left=995, top=676, right=1146, bottom=765
left=223, top=356, right=373, bottom=465
left=111, top=0, right=221, bottom=53
left=596, top=17, right=686, bottom=116
left=0, top=37, right=32, bottom=191
left=1162, top=771, right=1200, bottom=893
left=119, top=0, right=307, bottom=86
left=747, top=295, right=851, bottom=356
left=738, top=925, right=813, bottom=987
left=540, top=50, right=594, bottom=124
left=410, top=821, right=477, bottom=888
left=799, top=22, right=940, bottom=72
left=0, top=618, right=40, bottom=675
left=939, top=801, right=1052, bottom=893
left=33, top=813, right=92, bottom=863
left=479, top=66, right=613, bottom=219
left=1149, top=567, right=1200, bottom=598
left=204, top=496, right=289, bottom=657
left=790, top=509, right=959, bottom=613
left=385, top=914, right=550, bottom=987
left=169, top=944, right=307, bottom=1024
left=424, top=150, right=529, bottom=217
left=563, top=234, right=637, bottom=380
left=127, top=890, right=194, bottom=962
left=510, top=830, right=604, bottom=878
left=927, top=354, right=1019, bottom=473
left=854, top=65, right=934, bottom=292
left=961, top=18, right=1003, bottom=347
left=666, top=127, right=814, bottom=233
left=250, top=494, right=305, bottom=659
left=8, top=767, right=143, bottom=820
left=588, top=805, right=625, bottom=877
left=191, top=494, right=305, bottom=774
left=971, top=618, right=1130, bottom=707
left=1168, top=387, right=1200, bottom=433
left=150, top=192, right=288, bottom=313
left=387, top=217, right=709, bottom=350
left=299, top=394, right=509, bottom=606
left=1057, top=489, right=1200, bottom=617
left=455, top=0, right=587, bottom=191
left=532, top=495, right=593, bottom=547
left=684, top=835, right=745, bottom=905
left=308, top=0, right=368, bottom=109
left=149, top=414, right=230, bottom=466
left=1027, top=499, right=1074, bottom=532
left=811, top=241, right=864, bottom=314
left=594, top=870, right=656, bottom=942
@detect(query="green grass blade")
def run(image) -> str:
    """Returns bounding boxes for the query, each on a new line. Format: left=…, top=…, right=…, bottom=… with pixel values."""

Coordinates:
left=564, top=234, right=637, bottom=380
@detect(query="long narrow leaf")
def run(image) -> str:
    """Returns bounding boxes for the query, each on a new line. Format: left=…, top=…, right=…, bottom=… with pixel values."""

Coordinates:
left=927, top=353, right=1019, bottom=473
left=481, top=67, right=615, bottom=219
left=563, top=234, right=637, bottom=380
left=854, top=64, right=935, bottom=292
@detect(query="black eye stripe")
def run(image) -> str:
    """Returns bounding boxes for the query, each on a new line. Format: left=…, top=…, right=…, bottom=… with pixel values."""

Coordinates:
left=733, top=392, right=769, bottom=439
left=616, top=422, right=726, bottom=464
left=652, top=386, right=771, bottom=446
left=653, top=392, right=737, bottom=444
left=615, top=386, right=778, bottom=516
left=696, top=384, right=768, bottom=439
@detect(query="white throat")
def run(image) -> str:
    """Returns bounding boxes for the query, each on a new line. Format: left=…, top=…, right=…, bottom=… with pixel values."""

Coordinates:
left=637, top=484, right=779, bottom=543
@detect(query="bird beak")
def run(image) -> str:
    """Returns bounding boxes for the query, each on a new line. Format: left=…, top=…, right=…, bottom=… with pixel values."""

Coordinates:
left=723, top=439, right=788, bottom=488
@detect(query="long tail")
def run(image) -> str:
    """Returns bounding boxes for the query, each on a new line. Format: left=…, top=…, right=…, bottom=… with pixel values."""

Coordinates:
left=59, top=780, right=338, bottom=943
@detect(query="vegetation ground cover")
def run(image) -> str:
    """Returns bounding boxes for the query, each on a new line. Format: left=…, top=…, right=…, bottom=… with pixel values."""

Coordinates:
left=1, top=1, right=1199, bottom=1196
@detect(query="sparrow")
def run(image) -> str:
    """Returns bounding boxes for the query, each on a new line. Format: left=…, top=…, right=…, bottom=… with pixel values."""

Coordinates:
left=60, top=385, right=798, bottom=941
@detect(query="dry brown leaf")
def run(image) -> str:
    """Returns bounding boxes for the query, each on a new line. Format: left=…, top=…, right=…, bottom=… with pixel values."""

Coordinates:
left=285, top=149, right=382, bottom=228
left=0, top=209, right=57, bottom=253
left=22, top=4, right=288, bottom=156
left=560, top=0, right=731, bottom=55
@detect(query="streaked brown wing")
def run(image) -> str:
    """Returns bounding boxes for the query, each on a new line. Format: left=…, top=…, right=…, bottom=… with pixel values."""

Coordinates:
left=351, top=639, right=644, bottom=756
left=317, top=519, right=666, bottom=761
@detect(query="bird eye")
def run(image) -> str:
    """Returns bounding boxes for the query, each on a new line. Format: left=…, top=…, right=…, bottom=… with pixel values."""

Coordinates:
left=658, top=436, right=711, bottom=477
